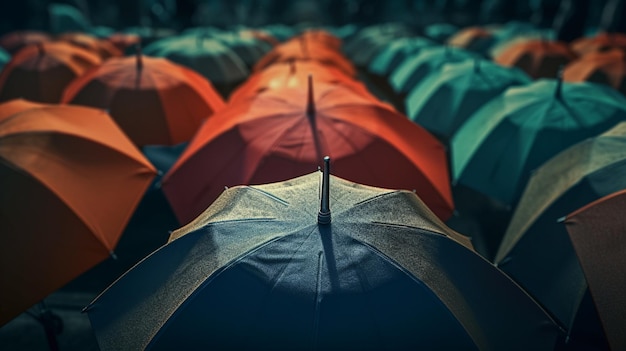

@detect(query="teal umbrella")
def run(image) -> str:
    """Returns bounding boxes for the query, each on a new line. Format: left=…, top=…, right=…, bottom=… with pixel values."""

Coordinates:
left=424, top=23, right=459, bottom=43
left=495, top=122, right=626, bottom=342
left=368, top=37, right=435, bottom=77
left=143, top=35, right=249, bottom=97
left=406, top=59, right=531, bottom=143
left=389, top=46, right=478, bottom=94
left=451, top=80, right=626, bottom=208
left=0, top=47, right=9, bottom=72
left=343, top=23, right=413, bottom=68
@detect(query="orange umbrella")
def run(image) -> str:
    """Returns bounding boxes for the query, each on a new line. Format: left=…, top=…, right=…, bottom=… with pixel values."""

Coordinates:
left=62, top=52, right=225, bottom=146
left=229, top=60, right=374, bottom=103
left=104, top=33, right=141, bottom=53
left=253, top=39, right=356, bottom=77
left=0, top=98, right=46, bottom=121
left=564, top=190, right=626, bottom=351
left=162, top=77, right=453, bottom=225
left=0, top=104, right=157, bottom=326
left=494, top=39, right=576, bottom=79
left=0, top=42, right=102, bottom=103
left=56, top=32, right=123, bottom=60
left=296, top=29, right=343, bottom=51
left=563, top=49, right=626, bottom=94
left=571, top=32, right=626, bottom=56
left=0, top=30, right=51, bottom=54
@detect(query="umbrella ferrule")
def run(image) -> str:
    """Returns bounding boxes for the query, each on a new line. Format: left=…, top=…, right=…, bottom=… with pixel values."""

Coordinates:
left=318, top=156, right=331, bottom=225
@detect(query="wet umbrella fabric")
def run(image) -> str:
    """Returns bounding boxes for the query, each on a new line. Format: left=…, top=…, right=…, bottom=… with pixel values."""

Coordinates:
left=451, top=80, right=626, bottom=207
left=62, top=54, right=225, bottom=146
left=85, top=171, right=561, bottom=351
left=564, top=190, right=626, bottom=351
left=406, top=59, right=531, bottom=142
left=0, top=104, right=156, bottom=326
left=494, top=39, right=576, bottom=79
left=0, top=42, right=102, bottom=103
left=162, top=80, right=453, bottom=224
left=563, top=49, right=626, bottom=95
left=368, top=37, right=436, bottom=77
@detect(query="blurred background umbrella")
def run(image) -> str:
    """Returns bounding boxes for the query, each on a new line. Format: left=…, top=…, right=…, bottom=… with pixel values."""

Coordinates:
left=62, top=50, right=225, bottom=147
left=406, top=59, right=531, bottom=143
left=163, top=78, right=453, bottom=225
left=564, top=189, right=626, bottom=351
left=143, top=35, right=249, bottom=98
left=446, top=26, right=496, bottom=57
left=494, top=39, right=577, bottom=79
left=495, top=122, right=626, bottom=348
left=0, top=103, right=156, bottom=327
left=451, top=79, right=626, bottom=209
left=0, top=41, right=101, bottom=103
left=570, top=32, right=626, bottom=56
left=342, top=23, right=413, bottom=69
left=424, top=23, right=459, bottom=43
left=0, top=47, right=9, bottom=72
left=0, top=30, right=51, bottom=55
left=56, top=32, right=123, bottom=60
left=85, top=169, right=561, bottom=351
left=563, top=48, right=626, bottom=95
left=368, top=36, right=436, bottom=77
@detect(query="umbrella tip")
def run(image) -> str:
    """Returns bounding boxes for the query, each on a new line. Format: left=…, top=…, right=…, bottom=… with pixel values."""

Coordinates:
left=306, top=74, right=315, bottom=118
left=318, top=156, right=331, bottom=225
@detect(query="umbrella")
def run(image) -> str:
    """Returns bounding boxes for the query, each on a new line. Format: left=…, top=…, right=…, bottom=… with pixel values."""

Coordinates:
left=389, top=46, right=478, bottom=94
left=342, top=23, right=413, bottom=68
left=162, top=77, right=453, bottom=225
left=495, top=121, right=626, bottom=341
left=424, top=23, right=459, bottom=43
left=368, top=37, right=436, bottom=77
left=85, top=165, right=562, bottom=351
left=446, top=26, right=496, bottom=57
left=0, top=42, right=102, bottom=103
left=207, top=31, right=272, bottom=69
left=104, top=33, right=141, bottom=54
left=0, top=98, right=46, bottom=121
left=0, top=30, right=51, bottom=54
left=62, top=51, right=225, bottom=147
left=0, top=104, right=157, bottom=326
left=571, top=32, right=626, bottom=56
left=494, top=39, right=577, bottom=79
left=253, top=38, right=356, bottom=77
left=451, top=79, right=626, bottom=207
left=563, top=49, right=626, bottom=95
left=56, top=32, right=123, bottom=60
left=143, top=35, right=249, bottom=97
left=564, top=189, right=626, bottom=351
left=229, top=60, right=373, bottom=103
left=297, top=29, right=344, bottom=51
left=406, top=59, right=531, bottom=143
left=0, top=47, right=9, bottom=72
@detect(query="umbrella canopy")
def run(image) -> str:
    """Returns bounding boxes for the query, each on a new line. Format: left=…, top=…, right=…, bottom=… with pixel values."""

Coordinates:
left=0, top=42, right=102, bottom=103
left=571, top=32, right=626, bottom=56
left=104, top=33, right=141, bottom=53
left=0, top=47, right=9, bottom=72
left=143, top=35, right=249, bottom=97
left=297, top=29, right=343, bottom=51
left=389, top=46, right=478, bottom=94
left=342, top=23, right=413, bottom=68
left=406, top=59, right=531, bottom=142
left=446, top=27, right=496, bottom=57
left=204, top=31, right=272, bottom=69
left=564, top=189, right=626, bottom=351
left=424, top=23, right=459, bottom=43
left=563, top=49, right=626, bottom=95
left=85, top=169, right=562, bottom=351
left=229, top=60, right=373, bottom=103
left=368, top=37, right=436, bottom=77
left=0, top=98, right=46, bottom=121
left=253, top=38, right=356, bottom=77
left=494, top=39, right=577, bottom=79
left=162, top=78, right=453, bottom=225
left=56, top=32, right=123, bottom=60
left=451, top=79, right=626, bottom=207
left=0, top=104, right=156, bottom=326
left=62, top=52, right=225, bottom=146
left=0, top=30, right=51, bottom=54
left=495, top=121, right=626, bottom=336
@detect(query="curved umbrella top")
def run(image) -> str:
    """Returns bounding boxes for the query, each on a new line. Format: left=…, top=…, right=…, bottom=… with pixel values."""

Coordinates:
left=564, top=188, right=626, bottom=351
left=203, top=31, right=273, bottom=68
left=0, top=104, right=156, bottom=326
left=57, top=32, right=123, bottom=60
left=143, top=35, right=249, bottom=87
left=368, top=36, right=436, bottom=76
left=563, top=49, right=626, bottom=94
left=389, top=45, right=478, bottom=94
left=406, top=59, right=531, bottom=142
left=162, top=80, right=453, bottom=224
left=0, top=98, right=47, bottom=121
left=297, top=29, right=343, bottom=51
left=86, top=171, right=562, bottom=351
left=571, top=32, right=626, bottom=56
left=0, top=30, right=51, bottom=54
left=495, top=121, right=626, bottom=332
left=0, top=41, right=102, bottom=103
left=342, top=24, right=413, bottom=68
left=494, top=39, right=577, bottom=79
left=62, top=54, right=226, bottom=146
left=451, top=79, right=626, bottom=207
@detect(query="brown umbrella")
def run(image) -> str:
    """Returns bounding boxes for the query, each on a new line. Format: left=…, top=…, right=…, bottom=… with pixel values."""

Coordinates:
left=564, top=189, right=626, bottom=351
left=0, top=42, right=102, bottom=103
left=563, top=49, right=626, bottom=94
left=494, top=39, right=577, bottom=79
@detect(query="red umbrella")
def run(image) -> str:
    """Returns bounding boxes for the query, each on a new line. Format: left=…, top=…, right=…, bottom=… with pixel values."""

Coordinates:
left=0, top=30, right=51, bottom=54
left=229, top=60, right=374, bottom=103
left=62, top=51, right=225, bottom=146
left=563, top=48, right=626, bottom=94
left=564, top=190, right=626, bottom=351
left=0, top=42, right=102, bottom=103
left=162, top=77, right=453, bottom=225
left=494, top=39, right=577, bottom=79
